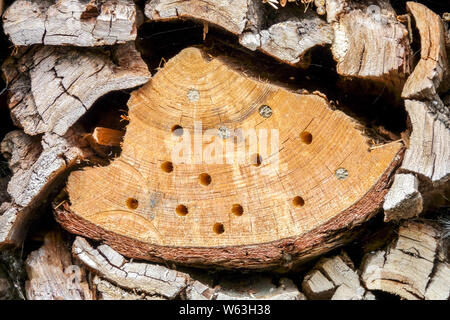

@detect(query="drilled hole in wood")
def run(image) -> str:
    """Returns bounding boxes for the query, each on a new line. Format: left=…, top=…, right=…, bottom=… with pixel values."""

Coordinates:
left=126, top=198, right=139, bottom=210
left=176, top=205, right=188, bottom=216
left=199, top=173, right=212, bottom=186
left=252, top=153, right=263, bottom=167
left=231, top=204, right=244, bottom=216
left=171, top=125, right=184, bottom=136
left=213, top=223, right=225, bottom=234
left=161, top=161, right=173, bottom=173
left=300, top=131, right=313, bottom=144
left=292, top=196, right=305, bottom=207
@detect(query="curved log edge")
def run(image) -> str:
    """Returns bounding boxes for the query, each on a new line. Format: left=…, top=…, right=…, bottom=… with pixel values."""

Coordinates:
left=55, top=150, right=402, bottom=270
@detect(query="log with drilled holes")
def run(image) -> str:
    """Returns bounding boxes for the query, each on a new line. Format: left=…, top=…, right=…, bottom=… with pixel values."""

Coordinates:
left=55, top=47, right=403, bottom=269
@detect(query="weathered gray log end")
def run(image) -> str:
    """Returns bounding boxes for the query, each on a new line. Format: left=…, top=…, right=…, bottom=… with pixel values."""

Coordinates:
left=383, top=173, right=423, bottom=222
left=0, top=128, right=91, bottom=248
left=25, top=231, right=93, bottom=300
left=2, top=43, right=150, bottom=136
left=361, top=220, right=450, bottom=300
left=302, top=251, right=375, bottom=300
left=3, top=0, right=138, bottom=46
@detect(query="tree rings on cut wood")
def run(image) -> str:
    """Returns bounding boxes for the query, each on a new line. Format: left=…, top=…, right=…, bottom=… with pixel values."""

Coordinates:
left=55, top=47, right=403, bottom=269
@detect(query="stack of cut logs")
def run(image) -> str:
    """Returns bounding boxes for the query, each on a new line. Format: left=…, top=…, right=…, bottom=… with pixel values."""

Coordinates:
left=0, top=0, right=449, bottom=300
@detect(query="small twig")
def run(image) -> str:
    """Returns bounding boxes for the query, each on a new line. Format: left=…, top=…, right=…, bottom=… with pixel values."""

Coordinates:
left=369, top=139, right=403, bottom=150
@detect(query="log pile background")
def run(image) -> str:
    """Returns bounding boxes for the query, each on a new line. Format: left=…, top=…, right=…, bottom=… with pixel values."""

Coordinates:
left=0, top=0, right=449, bottom=300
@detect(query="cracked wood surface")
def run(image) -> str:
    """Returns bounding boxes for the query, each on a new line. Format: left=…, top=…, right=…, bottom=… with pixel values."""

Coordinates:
left=144, top=0, right=411, bottom=89
left=73, top=236, right=306, bottom=300
left=25, top=231, right=92, bottom=300
left=0, top=127, right=91, bottom=248
left=3, top=0, right=137, bottom=46
left=72, top=237, right=190, bottom=299
left=302, top=251, right=374, bottom=300
left=383, top=2, right=450, bottom=221
left=2, top=43, right=150, bottom=136
left=56, top=46, right=403, bottom=269
left=145, top=0, right=333, bottom=66
left=361, top=220, right=450, bottom=300
left=327, top=0, right=412, bottom=91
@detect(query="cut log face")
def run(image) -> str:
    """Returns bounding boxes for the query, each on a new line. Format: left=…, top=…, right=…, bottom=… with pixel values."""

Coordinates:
left=56, top=47, right=402, bottom=269
left=3, top=0, right=137, bottom=46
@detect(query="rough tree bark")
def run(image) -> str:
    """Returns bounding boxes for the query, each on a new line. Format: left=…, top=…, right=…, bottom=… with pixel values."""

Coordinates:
left=3, top=0, right=138, bottom=46
left=145, top=0, right=333, bottom=66
left=2, top=43, right=150, bottom=136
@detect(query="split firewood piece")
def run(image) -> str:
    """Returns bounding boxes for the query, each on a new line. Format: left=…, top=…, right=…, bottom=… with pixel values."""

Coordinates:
left=215, top=277, right=305, bottom=300
left=144, top=0, right=333, bottom=66
left=73, top=236, right=305, bottom=300
left=302, top=251, right=374, bottom=300
left=383, top=2, right=450, bottom=222
left=92, top=127, right=124, bottom=147
left=361, top=220, right=450, bottom=300
left=326, top=0, right=412, bottom=91
left=2, top=43, right=150, bottom=136
left=25, top=231, right=93, bottom=300
left=93, top=276, right=166, bottom=300
left=382, top=173, right=423, bottom=222
left=56, top=47, right=403, bottom=269
left=402, top=2, right=449, bottom=100
left=0, top=127, right=91, bottom=248
left=72, top=237, right=190, bottom=299
left=3, top=0, right=137, bottom=46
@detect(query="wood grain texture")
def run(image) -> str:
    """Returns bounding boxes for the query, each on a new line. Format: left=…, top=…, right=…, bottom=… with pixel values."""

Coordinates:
left=400, top=2, right=449, bottom=184
left=327, top=0, right=412, bottom=91
left=145, top=0, right=333, bottom=66
left=302, top=251, right=374, bottom=300
left=383, top=173, right=422, bottom=222
left=383, top=2, right=450, bottom=222
left=361, top=221, right=450, bottom=300
left=72, top=237, right=189, bottom=299
left=3, top=0, right=137, bottom=46
left=56, top=47, right=403, bottom=269
left=2, top=43, right=150, bottom=136
left=0, top=127, right=90, bottom=248
left=25, top=231, right=92, bottom=300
